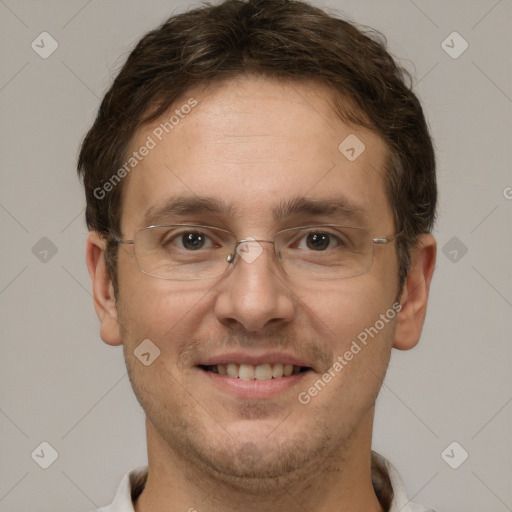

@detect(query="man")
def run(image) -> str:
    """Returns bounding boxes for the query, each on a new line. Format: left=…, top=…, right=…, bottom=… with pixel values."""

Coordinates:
left=79, top=0, right=437, bottom=510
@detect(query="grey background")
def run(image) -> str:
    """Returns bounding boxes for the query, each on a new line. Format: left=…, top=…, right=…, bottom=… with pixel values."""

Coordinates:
left=1, top=0, right=511, bottom=511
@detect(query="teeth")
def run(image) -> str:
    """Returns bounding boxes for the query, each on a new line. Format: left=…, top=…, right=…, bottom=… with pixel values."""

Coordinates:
left=272, top=363, right=284, bottom=378
left=239, top=363, right=255, bottom=380
left=254, top=363, right=273, bottom=381
left=226, top=363, right=239, bottom=378
left=214, top=363, right=305, bottom=380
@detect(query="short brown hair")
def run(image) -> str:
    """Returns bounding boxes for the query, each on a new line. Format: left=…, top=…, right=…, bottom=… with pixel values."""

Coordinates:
left=78, top=0, right=436, bottom=292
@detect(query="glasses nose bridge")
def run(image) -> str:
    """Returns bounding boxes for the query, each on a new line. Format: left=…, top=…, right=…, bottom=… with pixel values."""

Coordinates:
left=235, top=237, right=280, bottom=256
left=230, top=237, right=282, bottom=266
left=237, top=237, right=275, bottom=245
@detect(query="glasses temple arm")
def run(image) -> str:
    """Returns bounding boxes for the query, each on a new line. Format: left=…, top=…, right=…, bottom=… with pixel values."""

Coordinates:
left=372, top=232, right=402, bottom=245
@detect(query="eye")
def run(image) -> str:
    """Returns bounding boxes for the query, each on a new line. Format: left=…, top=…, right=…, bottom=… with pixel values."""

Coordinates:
left=183, top=231, right=206, bottom=250
left=297, top=231, right=341, bottom=251
left=164, top=230, right=214, bottom=251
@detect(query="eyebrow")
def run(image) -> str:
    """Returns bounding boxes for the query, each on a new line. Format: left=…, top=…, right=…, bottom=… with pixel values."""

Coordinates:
left=273, top=196, right=366, bottom=224
left=141, top=195, right=366, bottom=226
left=142, top=196, right=235, bottom=226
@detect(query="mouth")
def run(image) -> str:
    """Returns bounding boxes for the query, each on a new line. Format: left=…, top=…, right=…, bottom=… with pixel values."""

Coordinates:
left=195, top=353, right=317, bottom=399
left=198, top=363, right=312, bottom=380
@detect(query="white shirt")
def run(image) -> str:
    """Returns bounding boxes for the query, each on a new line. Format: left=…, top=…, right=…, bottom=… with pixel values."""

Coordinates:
left=96, top=455, right=437, bottom=512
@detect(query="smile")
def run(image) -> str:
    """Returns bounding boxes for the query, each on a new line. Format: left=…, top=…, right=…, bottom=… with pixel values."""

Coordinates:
left=199, top=363, right=310, bottom=380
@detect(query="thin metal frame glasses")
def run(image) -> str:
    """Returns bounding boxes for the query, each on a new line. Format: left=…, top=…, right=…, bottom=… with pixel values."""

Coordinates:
left=114, top=224, right=400, bottom=281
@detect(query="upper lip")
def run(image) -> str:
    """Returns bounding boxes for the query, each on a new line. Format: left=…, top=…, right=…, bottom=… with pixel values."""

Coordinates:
left=197, top=351, right=315, bottom=370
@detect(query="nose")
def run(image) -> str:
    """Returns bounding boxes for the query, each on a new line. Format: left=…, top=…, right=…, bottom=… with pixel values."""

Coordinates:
left=213, top=240, right=295, bottom=333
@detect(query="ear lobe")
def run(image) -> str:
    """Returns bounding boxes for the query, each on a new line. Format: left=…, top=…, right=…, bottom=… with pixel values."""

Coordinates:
left=86, top=231, right=122, bottom=346
left=393, top=234, right=437, bottom=351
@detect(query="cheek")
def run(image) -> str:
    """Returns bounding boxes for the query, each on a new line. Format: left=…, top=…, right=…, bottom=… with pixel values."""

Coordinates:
left=296, top=278, right=396, bottom=349
left=116, top=257, right=214, bottom=355
left=296, top=281, right=397, bottom=417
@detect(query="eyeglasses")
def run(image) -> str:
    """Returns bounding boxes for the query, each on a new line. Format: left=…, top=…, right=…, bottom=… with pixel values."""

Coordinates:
left=114, top=224, right=400, bottom=281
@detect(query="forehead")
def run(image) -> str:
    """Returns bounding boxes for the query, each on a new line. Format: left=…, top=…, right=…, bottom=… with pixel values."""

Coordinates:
left=120, top=76, right=393, bottom=234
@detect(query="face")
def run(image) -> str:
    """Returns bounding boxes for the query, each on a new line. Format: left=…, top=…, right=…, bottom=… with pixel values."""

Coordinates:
left=108, top=77, right=403, bottom=485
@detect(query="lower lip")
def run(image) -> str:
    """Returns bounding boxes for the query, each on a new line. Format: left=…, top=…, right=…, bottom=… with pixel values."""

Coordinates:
left=198, top=368, right=311, bottom=399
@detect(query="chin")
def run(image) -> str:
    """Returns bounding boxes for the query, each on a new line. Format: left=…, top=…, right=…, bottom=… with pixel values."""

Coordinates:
left=198, top=445, right=312, bottom=492
left=181, top=422, right=339, bottom=493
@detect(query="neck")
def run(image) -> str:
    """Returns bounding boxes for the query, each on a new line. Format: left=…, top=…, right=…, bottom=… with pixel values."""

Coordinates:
left=134, top=414, right=385, bottom=512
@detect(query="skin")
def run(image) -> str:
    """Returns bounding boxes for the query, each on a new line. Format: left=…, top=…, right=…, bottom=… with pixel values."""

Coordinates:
left=87, top=76, right=436, bottom=512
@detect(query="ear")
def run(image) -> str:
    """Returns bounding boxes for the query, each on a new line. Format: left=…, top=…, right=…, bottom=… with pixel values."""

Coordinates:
left=86, top=231, right=122, bottom=346
left=393, top=234, right=436, bottom=350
